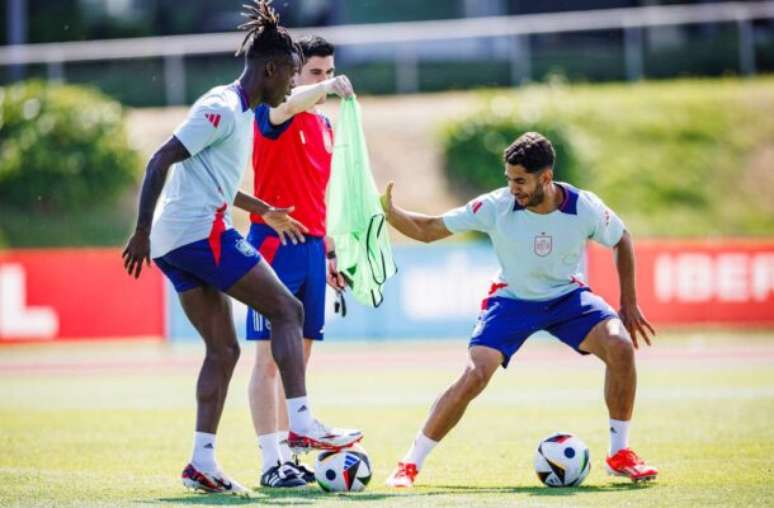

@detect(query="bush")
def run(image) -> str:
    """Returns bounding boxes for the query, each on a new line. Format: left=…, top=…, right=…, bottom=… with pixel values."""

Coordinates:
left=441, top=105, right=581, bottom=199
left=0, top=80, right=139, bottom=213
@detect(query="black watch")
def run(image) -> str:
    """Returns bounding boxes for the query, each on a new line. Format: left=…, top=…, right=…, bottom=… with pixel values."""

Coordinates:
left=326, top=250, right=337, bottom=260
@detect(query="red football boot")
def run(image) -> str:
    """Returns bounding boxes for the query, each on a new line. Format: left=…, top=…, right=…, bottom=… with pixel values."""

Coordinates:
left=606, top=448, right=658, bottom=482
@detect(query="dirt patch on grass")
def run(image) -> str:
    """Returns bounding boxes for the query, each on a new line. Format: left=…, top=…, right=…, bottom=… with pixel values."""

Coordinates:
left=743, top=145, right=774, bottom=215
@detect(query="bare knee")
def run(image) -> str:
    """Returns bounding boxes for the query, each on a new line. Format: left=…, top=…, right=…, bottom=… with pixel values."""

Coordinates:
left=605, top=335, right=634, bottom=368
left=208, top=341, right=241, bottom=372
left=455, top=366, right=491, bottom=401
left=253, top=349, right=280, bottom=380
left=268, top=295, right=304, bottom=329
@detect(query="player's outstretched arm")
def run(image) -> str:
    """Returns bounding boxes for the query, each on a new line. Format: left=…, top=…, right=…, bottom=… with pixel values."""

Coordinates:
left=380, top=181, right=453, bottom=243
left=233, top=191, right=309, bottom=246
left=614, top=230, right=656, bottom=349
left=122, top=137, right=190, bottom=279
left=270, top=75, right=354, bottom=125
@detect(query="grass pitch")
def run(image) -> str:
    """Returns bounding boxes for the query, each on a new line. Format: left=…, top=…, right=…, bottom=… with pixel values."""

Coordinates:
left=1, top=330, right=773, bottom=507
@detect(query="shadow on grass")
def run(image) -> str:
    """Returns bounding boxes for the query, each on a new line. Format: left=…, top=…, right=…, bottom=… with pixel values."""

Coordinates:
left=147, top=481, right=654, bottom=505
left=149, top=486, right=401, bottom=505
left=429, top=482, right=654, bottom=497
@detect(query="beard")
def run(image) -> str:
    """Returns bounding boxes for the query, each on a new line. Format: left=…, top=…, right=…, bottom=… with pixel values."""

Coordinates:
left=525, top=184, right=545, bottom=207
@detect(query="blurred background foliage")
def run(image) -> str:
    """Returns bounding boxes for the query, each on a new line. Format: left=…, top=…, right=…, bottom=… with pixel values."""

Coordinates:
left=2, top=76, right=773, bottom=248
left=2, top=1, right=773, bottom=246
left=0, top=81, right=140, bottom=247
left=443, top=119, right=580, bottom=195
left=441, top=77, right=774, bottom=237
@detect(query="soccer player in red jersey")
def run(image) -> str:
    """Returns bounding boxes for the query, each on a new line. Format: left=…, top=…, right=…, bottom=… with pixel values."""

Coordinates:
left=244, top=36, right=354, bottom=487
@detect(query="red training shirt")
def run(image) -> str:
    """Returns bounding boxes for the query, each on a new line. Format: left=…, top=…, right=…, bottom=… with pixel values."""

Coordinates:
left=251, top=104, right=334, bottom=237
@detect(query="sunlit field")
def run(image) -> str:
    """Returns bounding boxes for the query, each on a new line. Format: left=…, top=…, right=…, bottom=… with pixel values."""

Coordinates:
left=1, top=330, right=772, bottom=507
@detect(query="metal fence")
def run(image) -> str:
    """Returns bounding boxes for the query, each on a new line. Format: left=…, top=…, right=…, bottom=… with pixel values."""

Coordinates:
left=2, top=1, right=774, bottom=104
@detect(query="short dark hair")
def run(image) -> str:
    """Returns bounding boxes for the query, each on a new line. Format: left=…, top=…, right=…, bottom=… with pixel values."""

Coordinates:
left=504, top=132, right=555, bottom=173
left=298, top=36, right=335, bottom=59
left=236, top=0, right=301, bottom=63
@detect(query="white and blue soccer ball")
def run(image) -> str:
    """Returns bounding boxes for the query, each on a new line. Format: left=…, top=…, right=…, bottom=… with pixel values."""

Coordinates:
left=534, top=432, right=591, bottom=487
left=314, top=444, right=372, bottom=492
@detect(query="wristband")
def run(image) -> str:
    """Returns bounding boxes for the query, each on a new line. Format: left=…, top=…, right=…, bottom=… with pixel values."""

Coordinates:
left=326, top=251, right=337, bottom=260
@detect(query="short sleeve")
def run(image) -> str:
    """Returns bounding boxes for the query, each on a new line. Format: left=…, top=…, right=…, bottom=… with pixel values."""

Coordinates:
left=584, top=191, right=625, bottom=247
left=173, top=98, right=233, bottom=158
left=442, top=193, right=497, bottom=234
left=255, top=104, right=293, bottom=140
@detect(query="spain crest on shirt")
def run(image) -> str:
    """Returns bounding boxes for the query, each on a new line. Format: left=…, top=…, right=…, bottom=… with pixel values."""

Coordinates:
left=534, top=234, right=553, bottom=257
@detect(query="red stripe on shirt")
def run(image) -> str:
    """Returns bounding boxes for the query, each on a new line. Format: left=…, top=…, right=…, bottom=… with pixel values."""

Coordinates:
left=481, top=282, right=508, bottom=309
left=208, top=203, right=228, bottom=265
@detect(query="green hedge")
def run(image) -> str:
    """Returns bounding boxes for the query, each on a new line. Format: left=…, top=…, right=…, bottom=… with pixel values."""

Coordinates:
left=0, top=81, right=140, bottom=246
left=440, top=77, right=774, bottom=237
left=443, top=117, right=581, bottom=196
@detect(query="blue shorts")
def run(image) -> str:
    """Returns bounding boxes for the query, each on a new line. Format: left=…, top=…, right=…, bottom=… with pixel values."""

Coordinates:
left=154, top=229, right=261, bottom=293
left=470, top=288, right=618, bottom=368
left=245, top=223, right=326, bottom=341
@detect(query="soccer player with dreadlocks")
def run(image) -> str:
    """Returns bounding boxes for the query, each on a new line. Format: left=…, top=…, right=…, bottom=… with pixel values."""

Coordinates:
left=122, top=1, right=362, bottom=495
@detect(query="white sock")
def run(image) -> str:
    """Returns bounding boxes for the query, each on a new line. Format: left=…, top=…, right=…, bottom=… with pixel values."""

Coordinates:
left=192, top=432, right=218, bottom=473
left=402, top=432, right=438, bottom=470
left=278, top=430, right=293, bottom=463
left=258, top=432, right=282, bottom=473
left=287, top=396, right=314, bottom=435
left=609, top=419, right=631, bottom=455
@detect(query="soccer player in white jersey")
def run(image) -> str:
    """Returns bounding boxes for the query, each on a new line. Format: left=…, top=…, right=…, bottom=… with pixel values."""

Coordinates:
left=121, top=1, right=361, bottom=496
left=382, top=132, right=658, bottom=487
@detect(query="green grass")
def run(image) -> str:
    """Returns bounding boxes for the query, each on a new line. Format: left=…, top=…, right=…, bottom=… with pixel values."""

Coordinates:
left=443, top=76, right=774, bottom=237
left=0, top=201, right=136, bottom=248
left=1, top=331, right=773, bottom=507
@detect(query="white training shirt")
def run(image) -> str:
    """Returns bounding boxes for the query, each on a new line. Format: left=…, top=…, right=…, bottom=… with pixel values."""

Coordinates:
left=442, top=183, right=625, bottom=301
left=150, top=83, right=254, bottom=258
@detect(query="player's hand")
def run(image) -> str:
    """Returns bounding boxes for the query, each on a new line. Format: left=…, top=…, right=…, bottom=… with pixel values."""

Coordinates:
left=122, top=230, right=151, bottom=279
left=326, top=254, right=347, bottom=290
left=264, top=206, right=309, bottom=246
left=619, top=301, right=655, bottom=349
left=380, top=181, right=394, bottom=219
left=329, top=75, right=354, bottom=99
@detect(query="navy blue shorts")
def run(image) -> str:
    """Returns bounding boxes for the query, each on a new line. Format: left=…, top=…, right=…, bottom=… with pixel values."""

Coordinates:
left=245, top=223, right=327, bottom=341
left=154, top=229, right=261, bottom=293
left=470, top=288, right=618, bottom=368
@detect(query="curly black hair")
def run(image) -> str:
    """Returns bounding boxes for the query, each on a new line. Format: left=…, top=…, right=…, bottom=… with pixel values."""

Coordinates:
left=504, top=132, right=555, bottom=173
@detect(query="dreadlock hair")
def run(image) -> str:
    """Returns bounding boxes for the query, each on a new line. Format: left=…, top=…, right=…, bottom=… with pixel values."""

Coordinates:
left=236, top=0, right=301, bottom=63
left=297, top=35, right=335, bottom=60
left=504, top=132, right=555, bottom=173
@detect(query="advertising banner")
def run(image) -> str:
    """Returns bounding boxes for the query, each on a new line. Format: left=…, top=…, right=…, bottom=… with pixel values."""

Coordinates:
left=3, top=239, right=772, bottom=344
left=0, top=249, right=165, bottom=342
left=587, top=240, right=774, bottom=325
left=166, top=240, right=774, bottom=342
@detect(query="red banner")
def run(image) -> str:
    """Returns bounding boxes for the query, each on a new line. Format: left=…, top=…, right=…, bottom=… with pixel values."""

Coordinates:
left=0, top=249, right=165, bottom=342
left=1, top=241, right=772, bottom=343
left=587, top=240, right=774, bottom=326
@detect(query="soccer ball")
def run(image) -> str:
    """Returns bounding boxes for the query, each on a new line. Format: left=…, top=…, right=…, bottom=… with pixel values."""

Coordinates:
left=534, top=432, right=591, bottom=487
left=314, top=445, right=372, bottom=492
